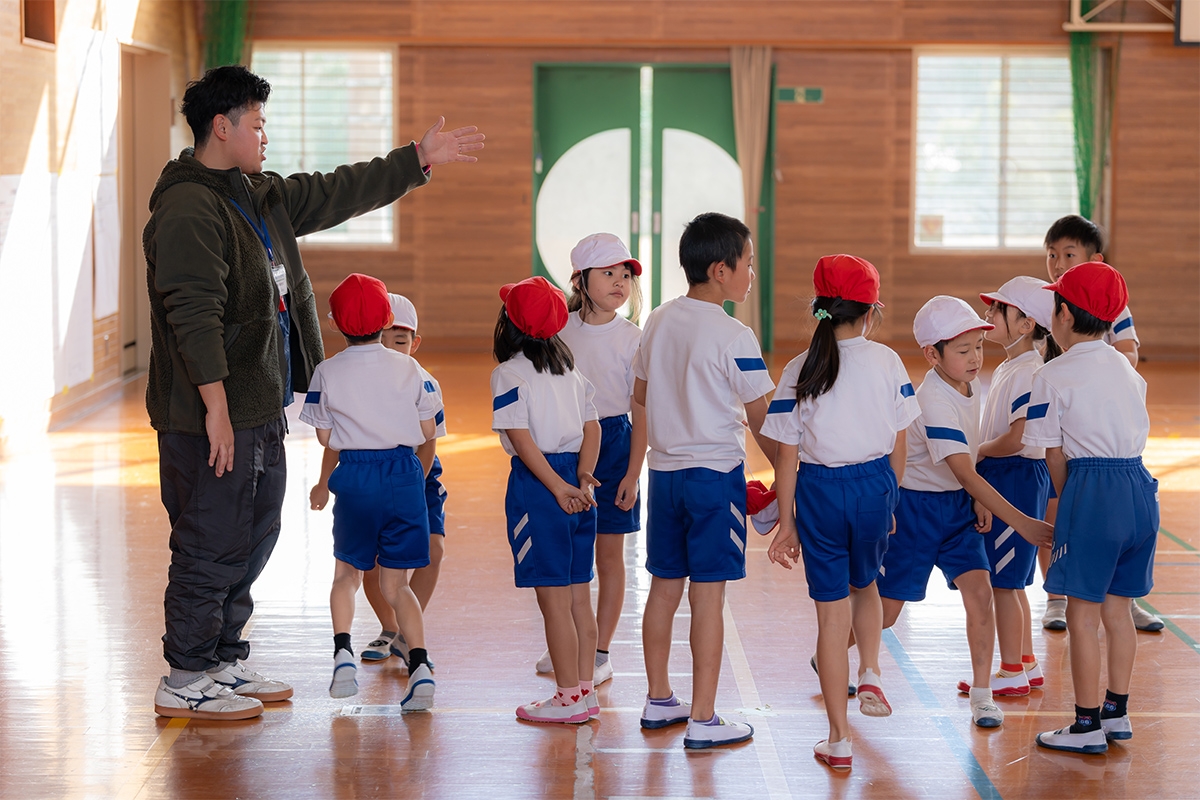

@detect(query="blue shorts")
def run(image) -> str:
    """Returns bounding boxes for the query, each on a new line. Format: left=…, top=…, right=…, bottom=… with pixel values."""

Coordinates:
left=1045, top=457, right=1159, bottom=603
left=594, top=415, right=641, bottom=534
left=506, top=453, right=597, bottom=588
left=977, top=456, right=1050, bottom=590
left=425, top=455, right=448, bottom=535
left=329, top=446, right=430, bottom=571
left=794, top=456, right=898, bottom=602
left=646, top=464, right=747, bottom=582
left=877, top=487, right=989, bottom=602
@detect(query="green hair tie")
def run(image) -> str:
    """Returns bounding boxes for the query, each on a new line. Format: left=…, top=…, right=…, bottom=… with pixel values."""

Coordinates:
left=813, top=308, right=833, bottom=321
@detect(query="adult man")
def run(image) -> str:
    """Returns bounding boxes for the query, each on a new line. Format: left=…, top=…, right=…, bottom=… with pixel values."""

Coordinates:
left=143, top=65, right=483, bottom=720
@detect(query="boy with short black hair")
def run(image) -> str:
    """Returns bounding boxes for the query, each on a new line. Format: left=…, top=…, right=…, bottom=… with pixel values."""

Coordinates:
left=1040, top=215, right=1161, bottom=632
left=300, top=274, right=438, bottom=710
left=1026, top=261, right=1157, bottom=754
left=632, top=212, right=776, bottom=749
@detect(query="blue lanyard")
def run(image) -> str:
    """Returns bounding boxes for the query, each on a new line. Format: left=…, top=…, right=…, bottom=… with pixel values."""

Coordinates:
left=229, top=199, right=276, bottom=263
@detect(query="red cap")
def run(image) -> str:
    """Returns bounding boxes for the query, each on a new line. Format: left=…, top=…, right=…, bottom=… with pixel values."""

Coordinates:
left=813, top=254, right=883, bottom=306
left=1043, top=261, right=1128, bottom=323
left=746, top=480, right=776, bottom=515
left=499, top=276, right=569, bottom=339
left=329, top=273, right=393, bottom=336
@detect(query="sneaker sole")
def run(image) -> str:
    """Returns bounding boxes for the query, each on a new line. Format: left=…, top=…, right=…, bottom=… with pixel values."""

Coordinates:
left=1028, top=677, right=1045, bottom=688
left=517, top=708, right=590, bottom=724
left=683, top=728, right=754, bottom=749
left=330, top=664, right=358, bottom=699
left=360, top=652, right=391, bottom=662
left=1135, top=623, right=1165, bottom=632
left=956, top=680, right=1030, bottom=697
left=857, top=687, right=892, bottom=717
left=815, top=752, right=852, bottom=770
left=640, top=716, right=689, bottom=729
left=1036, top=734, right=1107, bottom=754
left=973, top=716, right=1003, bottom=729
left=154, top=703, right=263, bottom=721
left=400, top=679, right=435, bottom=712
left=233, top=687, right=293, bottom=703
left=1042, top=619, right=1067, bottom=631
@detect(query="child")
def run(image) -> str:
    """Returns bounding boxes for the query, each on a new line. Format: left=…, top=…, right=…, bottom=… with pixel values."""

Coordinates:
left=534, top=233, right=645, bottom=686
left=309, top=293, right=449, bottom=666
left=299, top=273, right=437, bottom=709
left=763, top=254, right=920, bottom=771
left=632, top=212, right=776, bottom=749
left=1040, top=215, right=1161, bottom=632
left=491, top=276, right=602, bottom=724
left=875, top=296, right=1053, bottom=729
left=959, top=277, right=1060, bottom=699
left=1026, top=261, right=1157, bottom=755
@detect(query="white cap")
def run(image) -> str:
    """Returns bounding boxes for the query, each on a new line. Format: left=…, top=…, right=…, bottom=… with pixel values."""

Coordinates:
left=979, top=276, right=1054, bottom=331
left=913, top=295, right=994, bottom=347
left=751, top=498, right=780, bottom=535
left=387, top=293, right=418, bottom=331
left=569, top=233, right=642, bottom=276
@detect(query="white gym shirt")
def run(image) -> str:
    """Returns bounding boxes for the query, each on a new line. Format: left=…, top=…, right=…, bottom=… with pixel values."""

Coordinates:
left=558, top=310, right=641, bottom=419
left=979, top=349, right=1044, bottom=460
left=901, top=368, right=982, bottom=492
left=491, top=353, right=599, bottom=456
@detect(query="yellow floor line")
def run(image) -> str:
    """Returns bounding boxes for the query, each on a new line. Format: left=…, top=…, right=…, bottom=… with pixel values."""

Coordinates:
left=113, top=717, right=188, bottom=800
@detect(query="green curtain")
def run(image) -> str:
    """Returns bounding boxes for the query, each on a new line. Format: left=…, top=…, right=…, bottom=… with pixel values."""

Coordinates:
left=203, top=0, right=252, bottom=70
left=1069, top=30, right=1100, bottom=220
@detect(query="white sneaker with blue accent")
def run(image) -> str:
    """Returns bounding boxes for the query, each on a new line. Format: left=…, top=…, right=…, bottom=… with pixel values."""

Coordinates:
left=683, top=715, right=754, bottom=749
left=330, top=650, right=358, bottom=699
left=361, top=634, right=394, bottom=662
left=969, top=688, right=1003, bottom=728
left=207, top=661, right=293, bottom=702
left=1101, top=714, right=1132, bottom=741
left=154, top=675, right=263, bottom=720
left=639, top=693, right=691, bottom=729
left=401, top=662, right=436, bottom=712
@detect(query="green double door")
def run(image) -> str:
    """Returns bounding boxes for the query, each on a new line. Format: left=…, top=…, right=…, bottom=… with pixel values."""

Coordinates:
left=533, top=64, right=773, bottom=341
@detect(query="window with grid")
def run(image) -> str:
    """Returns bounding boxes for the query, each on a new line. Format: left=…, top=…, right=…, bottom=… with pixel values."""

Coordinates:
left=913, top=53, right=1079, bottom=250
left=251, top=47, right=395, bottom=245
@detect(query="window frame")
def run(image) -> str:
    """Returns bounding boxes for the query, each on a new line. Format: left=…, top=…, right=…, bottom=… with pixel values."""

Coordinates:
left=909, top=46, right=1077, bottom=256
left=250, top=41, right=400, bottom=251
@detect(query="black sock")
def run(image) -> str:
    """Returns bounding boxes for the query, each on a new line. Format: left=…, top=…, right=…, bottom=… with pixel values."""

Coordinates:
left=596, top=648, right=609, bottom=655
left=408, top=647, right=428, bottom=671
left=334, top=632, right=353, bottom=657
left=1070, top=705, right=1101, bottom=733
left=1101, top=690, right=1128, bottom=719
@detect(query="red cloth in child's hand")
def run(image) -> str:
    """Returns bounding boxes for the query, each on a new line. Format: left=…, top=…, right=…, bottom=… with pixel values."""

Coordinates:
left=746, top=480, right=777, bottom=515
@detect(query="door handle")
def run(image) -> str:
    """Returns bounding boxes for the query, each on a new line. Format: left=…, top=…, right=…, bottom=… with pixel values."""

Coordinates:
left=653, top=212, right=661, bottom=235
left=631, top=211, right=639, bottom=235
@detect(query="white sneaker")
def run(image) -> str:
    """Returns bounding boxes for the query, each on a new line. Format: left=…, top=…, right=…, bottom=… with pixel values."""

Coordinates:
left=594, top=657, right=614, bottom=686
left=390, top=635, right=411, bottom=666
left=516, top=694, right=589, bottom=724
left=957, top=671, right=1030, bottom=697
left=1037, top=725, right=1108, bottom=754
left=1101, top=714, right=1132, bottom=741
left=583, top=687, right=600, bottom=718
left=1130, top=600, right=1165, bottom=632
left=207, top=661, right=293, bottom=702
left=683, top=715, right=754, bottom=749
left=856, top=669, right=891, bottom=717
left=814, top=738, right=853, bottom=770
left=154, top=675, right=263, bottom=720
left=361, top=633, right=394, bottom=662
left=400, top=662, right=435, bottom=712
left=535, top=648, right=554, bottom=674
left=970, top=690, right=1004, bottom=728
left=330, top=650, right=358, bottom=699
left=1042, top=599, right=1067, bottom=631
left=1025, top=660, right=1045, bottom=689
left=639, top=694, right=692, bottom=729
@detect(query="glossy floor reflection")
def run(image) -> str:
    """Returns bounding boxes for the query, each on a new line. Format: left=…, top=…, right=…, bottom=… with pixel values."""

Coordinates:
left=0, top=354, right=1196, bottom=799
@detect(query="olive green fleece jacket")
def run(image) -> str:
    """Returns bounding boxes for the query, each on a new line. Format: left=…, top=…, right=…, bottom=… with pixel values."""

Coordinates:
left=143, top=143, right=430, bottom=434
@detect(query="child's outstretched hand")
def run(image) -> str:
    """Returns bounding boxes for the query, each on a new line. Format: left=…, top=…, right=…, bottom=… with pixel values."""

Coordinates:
left=973, top=501, right=993, bottom=533
left=768, top=526, right=801, bottom=569
left=310, top=483, right=330, bottom=511
left=1019, top=518, right=1055, bottom=549
left=614, top=473, right=639, bottom=511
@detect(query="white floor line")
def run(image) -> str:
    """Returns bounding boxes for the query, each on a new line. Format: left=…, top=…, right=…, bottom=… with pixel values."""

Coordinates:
left=574, top=723, right=596, bottom=800
left=723, top=600, right=792, bottom=800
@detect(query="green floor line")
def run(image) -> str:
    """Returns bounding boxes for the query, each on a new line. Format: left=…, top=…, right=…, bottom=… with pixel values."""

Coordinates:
left=1138, top=598, right=1200, bottom=656
left=1160, top=527, right=1197, bottom=552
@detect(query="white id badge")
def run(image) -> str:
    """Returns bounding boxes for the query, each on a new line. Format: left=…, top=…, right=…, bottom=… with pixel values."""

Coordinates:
left=271, top=261, right=288, bottom=297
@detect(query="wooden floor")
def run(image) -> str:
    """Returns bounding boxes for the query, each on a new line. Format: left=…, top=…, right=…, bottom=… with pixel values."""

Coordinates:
left=1, top=352, right=1196, bottom=800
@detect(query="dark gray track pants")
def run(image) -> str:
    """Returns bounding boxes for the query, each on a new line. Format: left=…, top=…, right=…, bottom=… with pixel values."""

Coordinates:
left=158, top=417, right=286, bottom=671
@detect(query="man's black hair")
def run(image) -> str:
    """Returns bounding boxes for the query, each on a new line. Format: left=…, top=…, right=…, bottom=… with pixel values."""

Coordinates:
left=678, top=212, right=751, bottom=287
left=180, top=65, right=272, bottom=149
left=1054, top=292, right=1112, bottom=337
left=1044, top=214, right=1105, bottom=255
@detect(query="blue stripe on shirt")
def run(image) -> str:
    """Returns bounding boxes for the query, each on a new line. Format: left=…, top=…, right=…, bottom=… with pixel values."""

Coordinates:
left=1011, top=392, right=1031, bottom=414
left=1113, top=316, right=1133, bottom=334
left=735, top=357, right=767, bottom=372
left=1027, top=403, right=1049, bottom=421
left=900, top=383, right=915, bottom=398
left=304, top=391, right=321, bottom=404
left=767, top=398, right=797, bottom=414
left=925, top=426, right=968, bottom=445
left=434, top=409, right=445, bottom=426
left=424, top=380, right=436, bottom=393
left=492, top=387, right=519, bottom=411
